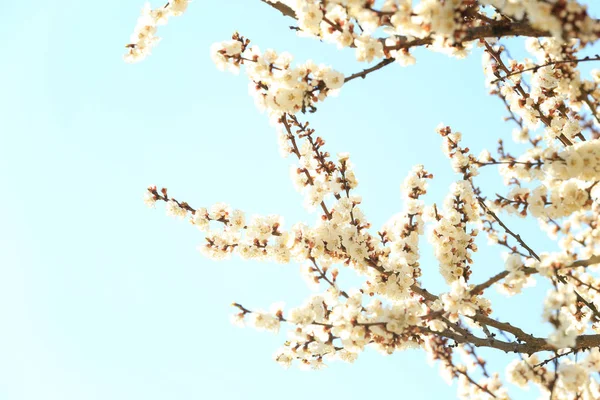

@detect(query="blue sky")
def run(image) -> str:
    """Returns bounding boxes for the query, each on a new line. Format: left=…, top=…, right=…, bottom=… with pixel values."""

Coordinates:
left=1, top=1, right=599, bottom=399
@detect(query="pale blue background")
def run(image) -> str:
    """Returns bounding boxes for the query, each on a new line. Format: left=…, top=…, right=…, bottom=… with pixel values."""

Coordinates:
left=1, top=1, right=599, bottom=399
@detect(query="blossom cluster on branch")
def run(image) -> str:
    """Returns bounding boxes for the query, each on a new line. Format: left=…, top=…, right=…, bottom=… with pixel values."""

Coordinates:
left=210, top=32, right=345, bottom=116
left=124, top=0, right=190, bottom=63
left=127, top=1, right=600, bottom=399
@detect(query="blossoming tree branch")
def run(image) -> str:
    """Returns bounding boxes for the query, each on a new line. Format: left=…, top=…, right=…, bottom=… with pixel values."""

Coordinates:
left=126, top=1, right=600, bottom=398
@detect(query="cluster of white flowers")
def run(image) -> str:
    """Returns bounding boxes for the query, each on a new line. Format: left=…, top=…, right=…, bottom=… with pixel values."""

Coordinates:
left=439, top=126, right=479, bottom=178
left=483, top=39, right=598, bottom=145
left=124, top=1, right=189, bottom=63
left=146, top=187, right=293, bottom=263
left=506, top=353, right=600, bottom=399
left=497, top=254, right=535, bottom=296
left=494, top=183, right=585, bottom=221
left=429, top=180, right=480, bottom=284
left=438, top=278, right=481, bottom=323
left=481, top=140, right=599, bottom=221
left=370, top=165, right=431, bottom=301
left=505, top=354, right=561, bottom=396
left=263, top=289, right=427, bottom=368
left=210, top=33, right=344, bottom=117
left=557, top=360, right=589, bottom=393
left=284, top=133, right=351, bottom=210
left=430, top=126, right=481, bottom=283
left=544, top=282, right=581, bottom=348
left=549, top=140, right=600, bottom=182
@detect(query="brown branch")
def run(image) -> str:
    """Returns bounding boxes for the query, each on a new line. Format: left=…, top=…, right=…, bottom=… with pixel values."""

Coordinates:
left=470, top=268, right=535, bottom=295
left=456, top=368, right=498, bottom=398
left=477, top=160, right=544, bottom=168
left=344, top=58, right=395, bottom=83
left=465, top=344, right=491, bottom=378
left=567, top=274, right=600, bottom=294
left=384, top=22, right=550, bottom=52
left=491, top=55, right=600, bottom=84
left=471, top=254, right=600, bottom=295
left=281, top=114, right=333, bottom=220
left=534, top=349, right=578, bottom=368
left=477, top=198, right=540, bottom=260
left=581, top=93, right=600, bottom=124
left=569, top=255, right=600, bottom=269
left=308, top=256, right=349, bottom=298
left=260, top=0, right=296, bottom=18
left=424, top=327, right=544, bottom=354
left=471, top=314, right=539, bottom=344
left=431, top=324, right=600, bottom=355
